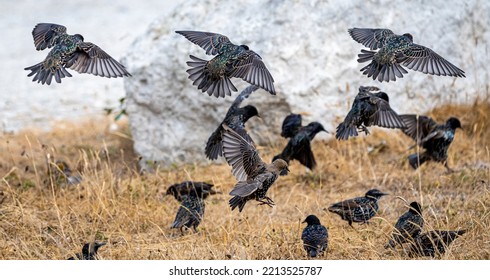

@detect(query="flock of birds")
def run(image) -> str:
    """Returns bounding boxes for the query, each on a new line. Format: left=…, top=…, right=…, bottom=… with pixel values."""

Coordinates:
left=25, top=23, right=467, bottom=259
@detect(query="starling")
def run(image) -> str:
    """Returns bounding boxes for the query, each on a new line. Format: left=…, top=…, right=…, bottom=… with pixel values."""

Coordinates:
left=25, top=23, right=130, bottom=85
left=301, top=215, right=329, bottom=258
left=170, top=183, right=217, bottom=232
left=205, top=85, right=260, bottom=160
left=273, top=116, right=327, bottom=170
left=68, top=242, right=106, bottom=260
left=166, top=181, right=217, bottom=202
left=280, top=113, right=303, bottom=138
left=348, top=27, right=465, bottom=82
left=46, top=159, right=82, bottom=186
left=336, top=86, right=406, bottom=140
left=385, top=201, right=424, bottom=249
left=400, top=115, right=462, bottom=171
left=176, top=30, right=275, bottom=98
left=221, top=124, right=289, bottom=212
left=409, top=230, right=466, bottom=257
left=328, top=189, right=388, bottom=227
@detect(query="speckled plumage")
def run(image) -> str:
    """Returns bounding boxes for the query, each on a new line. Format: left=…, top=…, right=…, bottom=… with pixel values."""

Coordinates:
left=301, top=215, right=329, bottom=258
left=386, top=202, right=424, bottom=249
left=400, top=115, right=462, bottom=171
left=221, top=124, right=289, bottom=212
left=328, top=189, right=387, bottom=227
left=349, top=28, right=465, bottom=82
left=68, top=242, right=106, bottom=260
left=409, top=230, right=466, bottom=257
left=336, top=86, right=406, bottom=140
left=176, top=31, right=275, bottom=98
left=205, top=85, right=260, bottom=160
left=25, top=23, right=131, bottom=85
left=273, top=117, right=326, bottom=170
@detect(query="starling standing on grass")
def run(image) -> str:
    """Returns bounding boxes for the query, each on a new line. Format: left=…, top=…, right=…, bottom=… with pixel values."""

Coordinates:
left=327, top=189, right=388, bottom=227
left=166, top=181, right=217, bottom=202
left=301, top=215, right=329, bottom=258
left=25, top=23, right=131, bottom=85
left=336, top=86, right=406, bottom=140
left=409, top=230, right=466, bottom=257
left=221, top=124, right=289, bottom=212
left=348, top=27, right=465, bottom=82
left=386, top=201, right=424, bottom=249
left=68, top=242, right=106, bottom=260
left=176, top=30, right=275, bottom=97
left=205, top=85, right=260, bottom=160
left=273, top=115, right=327, bottom=170
left=169, top=181, right=218, bottom=232
left=400, top=115, right=462, bottom=171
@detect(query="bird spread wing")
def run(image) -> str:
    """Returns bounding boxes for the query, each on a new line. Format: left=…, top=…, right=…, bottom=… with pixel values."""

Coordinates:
left=229, top=179, right=262, bottom=197
left=228, top=50, right=276, bottom=95
left=222, top=124, right=264, bottom=182
left=281, top=113, right=303, bottom=138
left=31, top=23, right=67, bottom=51
left=399, top=114, right=438, bottom=144
left=368, top=97, right=406, bottom=129
left=175, top=30, right=231, bottom=55
left=229, top=85, right=259, bottom=111
left=400, top=44, right=465, bottom=77
left=287, top=136, right=316, bottom=170
left=348, top=28, right=395, bottom=50
left=68, top=42, right=131, bottom=77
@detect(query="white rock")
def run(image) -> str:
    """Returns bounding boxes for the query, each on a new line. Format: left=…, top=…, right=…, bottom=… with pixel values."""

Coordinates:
left=123, top=0, right=489, bottom=167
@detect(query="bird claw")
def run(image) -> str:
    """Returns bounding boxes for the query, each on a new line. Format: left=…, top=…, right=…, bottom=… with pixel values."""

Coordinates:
left=358, top=125, right=370, bottom=135
left=257, top=197, right=275, bottom=207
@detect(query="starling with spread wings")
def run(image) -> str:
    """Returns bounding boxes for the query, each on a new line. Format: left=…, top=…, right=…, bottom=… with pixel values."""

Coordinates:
left=327, top=189, right=388, bottom=227
left=348, top=28, right=465, bottom=82
left=205, top=85, right=260, bottom=160
left=336, top=86, right=406, bottom=140
left=176, top=30, right=275, bottom=98
left=221, top=124, right=289, bottom=212
left=386, top=201, right=424, bottom=249
left=25, top=23, right=131, bottom=85
left=400, top=115, right=462, bottom=171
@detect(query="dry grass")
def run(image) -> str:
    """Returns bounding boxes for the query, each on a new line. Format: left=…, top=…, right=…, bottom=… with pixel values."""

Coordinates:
left=0, top=101, right=489, bottom=260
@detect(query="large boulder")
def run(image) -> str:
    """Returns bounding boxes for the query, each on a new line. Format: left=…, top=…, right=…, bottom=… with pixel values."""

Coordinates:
left=123, top=0, right=488, bottom=167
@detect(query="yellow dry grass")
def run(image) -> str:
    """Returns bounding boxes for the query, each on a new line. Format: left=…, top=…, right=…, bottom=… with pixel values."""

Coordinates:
left=0, top=101, right=489, bottom=260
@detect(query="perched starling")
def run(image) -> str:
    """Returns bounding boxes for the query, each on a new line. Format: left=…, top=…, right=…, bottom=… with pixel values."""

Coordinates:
left=301, top=215, right=329, bottom=258
left=280, top=113, right=303, bottom=138
left=166, top=181, right=217, bottom=202
left=176, top=30, right=275, bottom=98
left=348, top=27, right=465, bottom=82
left=68, top=242, right=106, bottom=260
left=386, top=201, right=424, bottom=249
left=169, top=182, right=217, bottom=232
left=400, top=115, right=462, bottom=171
left=336, top=86, right=406, bottom=140
left=328, top=189, right=388, bottom=227
left=205, top=85, right=260, bottom=160
left=25, top=23, right=131, bottom=85
left=221, top=124, right=289, bottom=212
left=273, top=116, right=327, bottom=170
left=409, top=230, right=466, bottom=257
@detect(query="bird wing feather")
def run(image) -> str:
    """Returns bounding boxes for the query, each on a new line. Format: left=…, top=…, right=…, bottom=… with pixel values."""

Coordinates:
left=175, top=30, right=231, bottom=55
left=31, top=23, right=67, bottom=51
left=400, top=44, right=465, bottom=77
left=348, top=28, right=395, bottom=50
left=68, top=42, right=131, bottom=77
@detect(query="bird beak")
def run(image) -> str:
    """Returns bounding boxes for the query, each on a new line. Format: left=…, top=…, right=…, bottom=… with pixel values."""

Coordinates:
left=302, top=219, right=307, bottom=224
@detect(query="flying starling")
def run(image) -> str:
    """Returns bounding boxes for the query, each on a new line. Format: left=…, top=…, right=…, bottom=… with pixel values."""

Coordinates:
left=166, top=181, right=217, bottom=202
left=68, top=242, right=106, bottom=260
left=386, top=201, right=424, bottom=249
left=221, top=124, right=289, bottom=212
left=176, top=30, right=275, bottom=98
left=25, top=23, right=131, bottom=85
left=170, top=182, right=217, bottom=232
left=327, top=189, right=388, bottom=227
left=301, top=215, right=329, bottom=258
left=273, top=115, right=327, bottom=170
left=400, top=115, right=462, bottom=171
left=348, top=27, right=465, bottom=82
left=205, top=85, right=260, bottom=160
left=336, top=86, right=406, bottom=140
left=409, top=230, right=466, bottom=257
left=280, top=113, right=303, bottom=138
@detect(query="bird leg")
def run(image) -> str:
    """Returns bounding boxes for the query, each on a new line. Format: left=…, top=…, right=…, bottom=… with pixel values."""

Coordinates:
left=444, top=162, right=456, bottom=173
left=256, top=196, right=275, bottom=207
left=358, top=125, right=370, bottom=135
